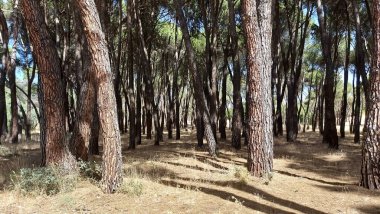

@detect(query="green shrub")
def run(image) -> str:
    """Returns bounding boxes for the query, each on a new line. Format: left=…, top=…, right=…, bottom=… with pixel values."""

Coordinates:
left=10, top=167, right=77, bottom=196
left=78, top=160, right=102, bottom=181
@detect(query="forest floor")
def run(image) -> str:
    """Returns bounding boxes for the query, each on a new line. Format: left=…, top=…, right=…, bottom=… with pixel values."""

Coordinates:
left=0, top=129, right=379, bottom=214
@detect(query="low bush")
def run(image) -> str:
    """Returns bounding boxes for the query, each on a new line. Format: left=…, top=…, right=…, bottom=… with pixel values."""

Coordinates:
left=10, top=167, right=77, bottom=196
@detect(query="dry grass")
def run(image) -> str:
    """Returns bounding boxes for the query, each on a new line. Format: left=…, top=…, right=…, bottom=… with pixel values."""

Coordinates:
left=0, top=130, right=379, bottom=213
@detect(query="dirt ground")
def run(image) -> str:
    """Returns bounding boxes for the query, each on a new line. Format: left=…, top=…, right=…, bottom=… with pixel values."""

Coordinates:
left=0, top=130, right=379, bottom=214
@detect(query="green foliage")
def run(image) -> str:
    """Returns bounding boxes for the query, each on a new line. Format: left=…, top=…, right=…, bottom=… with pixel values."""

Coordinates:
left=78, top=160, right=102, bottom=181
left=10, top=167, right=77, bottom=196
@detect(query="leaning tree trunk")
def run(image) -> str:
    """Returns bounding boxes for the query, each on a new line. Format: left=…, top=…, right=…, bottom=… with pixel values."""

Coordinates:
left=73, top=0, right=123, bottom=193
left=360, top=0, right=380, bottom=190
left=175, top=0, right=217, bottom=156
left=242, top=0, right=273, bottom=177
left=21, top=0, right=76, bottom=170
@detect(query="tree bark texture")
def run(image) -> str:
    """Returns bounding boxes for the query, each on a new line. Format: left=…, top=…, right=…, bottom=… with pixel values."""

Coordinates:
left=242, top=0, right=273, bottom=177
left=360, top=0, right=380, bottom=190
left=73, top=0, right=123, bottom=193
left=21, top=0, right=76, bottom=170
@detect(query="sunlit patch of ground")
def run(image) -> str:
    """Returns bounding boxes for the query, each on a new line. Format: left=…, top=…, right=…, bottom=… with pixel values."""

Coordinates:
left=0, top=129, right=379, bottom=213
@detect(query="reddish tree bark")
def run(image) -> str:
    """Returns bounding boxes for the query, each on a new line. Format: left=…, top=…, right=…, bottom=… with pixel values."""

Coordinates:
left=73, top=0, right=123, bottom=193
left=242, top=0, right=273, bottom=176
left=21, top=0, right=76, bottom=170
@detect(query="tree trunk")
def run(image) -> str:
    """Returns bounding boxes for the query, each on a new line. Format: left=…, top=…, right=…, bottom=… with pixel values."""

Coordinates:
left=303, top=70, right=314, bottom=132
left=228, top=0, right=242, bottom=149
left=316, top=0, right=338, bottom=149
left=353, top=1, right=365, bottom=144
left=340, top=9, right=350, bottom=138
left=73, top=0, right=123, bottom=193
left=89, top=105, right=100, bottom=155
left=242, top=0, right=273, bottom=177
left=176, top=0, right=217, bottom=156
left=114, top=0, right=124, bottom=134
left=360, top=0, right=380, bottom=190
left=7, top=49, right=18, bottom=144
left=0, top=10, right=8, bottom=140
left=219, top=67, right=227, bottom=140
left=21, top=0, right=76, bottom=170
left=126, top=0, right=136, bottom=149
left=136, top=66, right=142, bottom=145
left=70, top=81, right=96, bottom=160
left=26, top=64, right=36, bottom=143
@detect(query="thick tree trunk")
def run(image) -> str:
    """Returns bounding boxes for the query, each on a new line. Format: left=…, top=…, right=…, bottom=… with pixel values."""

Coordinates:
left=21, top=0, right=76, bottom=170
left=176, top=0, right=217, bottom=156
left=70, top=13, right=95, bottom=161
left=360, top=0, right=380, bottom=190
left=73, top=0, right=123, bottom=193
left=242, top=0, right=273, bottom=177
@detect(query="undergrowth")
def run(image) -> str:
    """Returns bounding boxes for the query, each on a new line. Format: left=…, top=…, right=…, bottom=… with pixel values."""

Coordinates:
left=10, top=167, right=77, bottom=196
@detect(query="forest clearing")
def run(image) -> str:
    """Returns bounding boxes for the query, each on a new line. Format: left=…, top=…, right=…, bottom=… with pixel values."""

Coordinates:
left=0, top=0, right=380, bottom=213
left=1, top=130, right=379, bottom=213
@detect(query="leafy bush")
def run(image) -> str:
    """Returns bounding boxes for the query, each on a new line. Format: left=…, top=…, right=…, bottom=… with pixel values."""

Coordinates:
left=78, top=160, right=102, bottom=181
left=10, top=167, right=77, bottom=196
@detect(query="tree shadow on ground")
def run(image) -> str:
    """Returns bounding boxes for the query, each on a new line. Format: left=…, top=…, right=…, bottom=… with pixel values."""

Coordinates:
left=160, top=178, right=326, bottom=214
left=160, top=179, right=296, bottom=214
left=276, top=170, right=354, bottom=186
left=355, top=205, right=380, bottom=214
left=272, top=132, right=362, bottom=183
left=311, top=184, right=380, bottom=198
left=167, top=176, right=326, bottom=214
left=161, top=161, right=226, bottom=174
